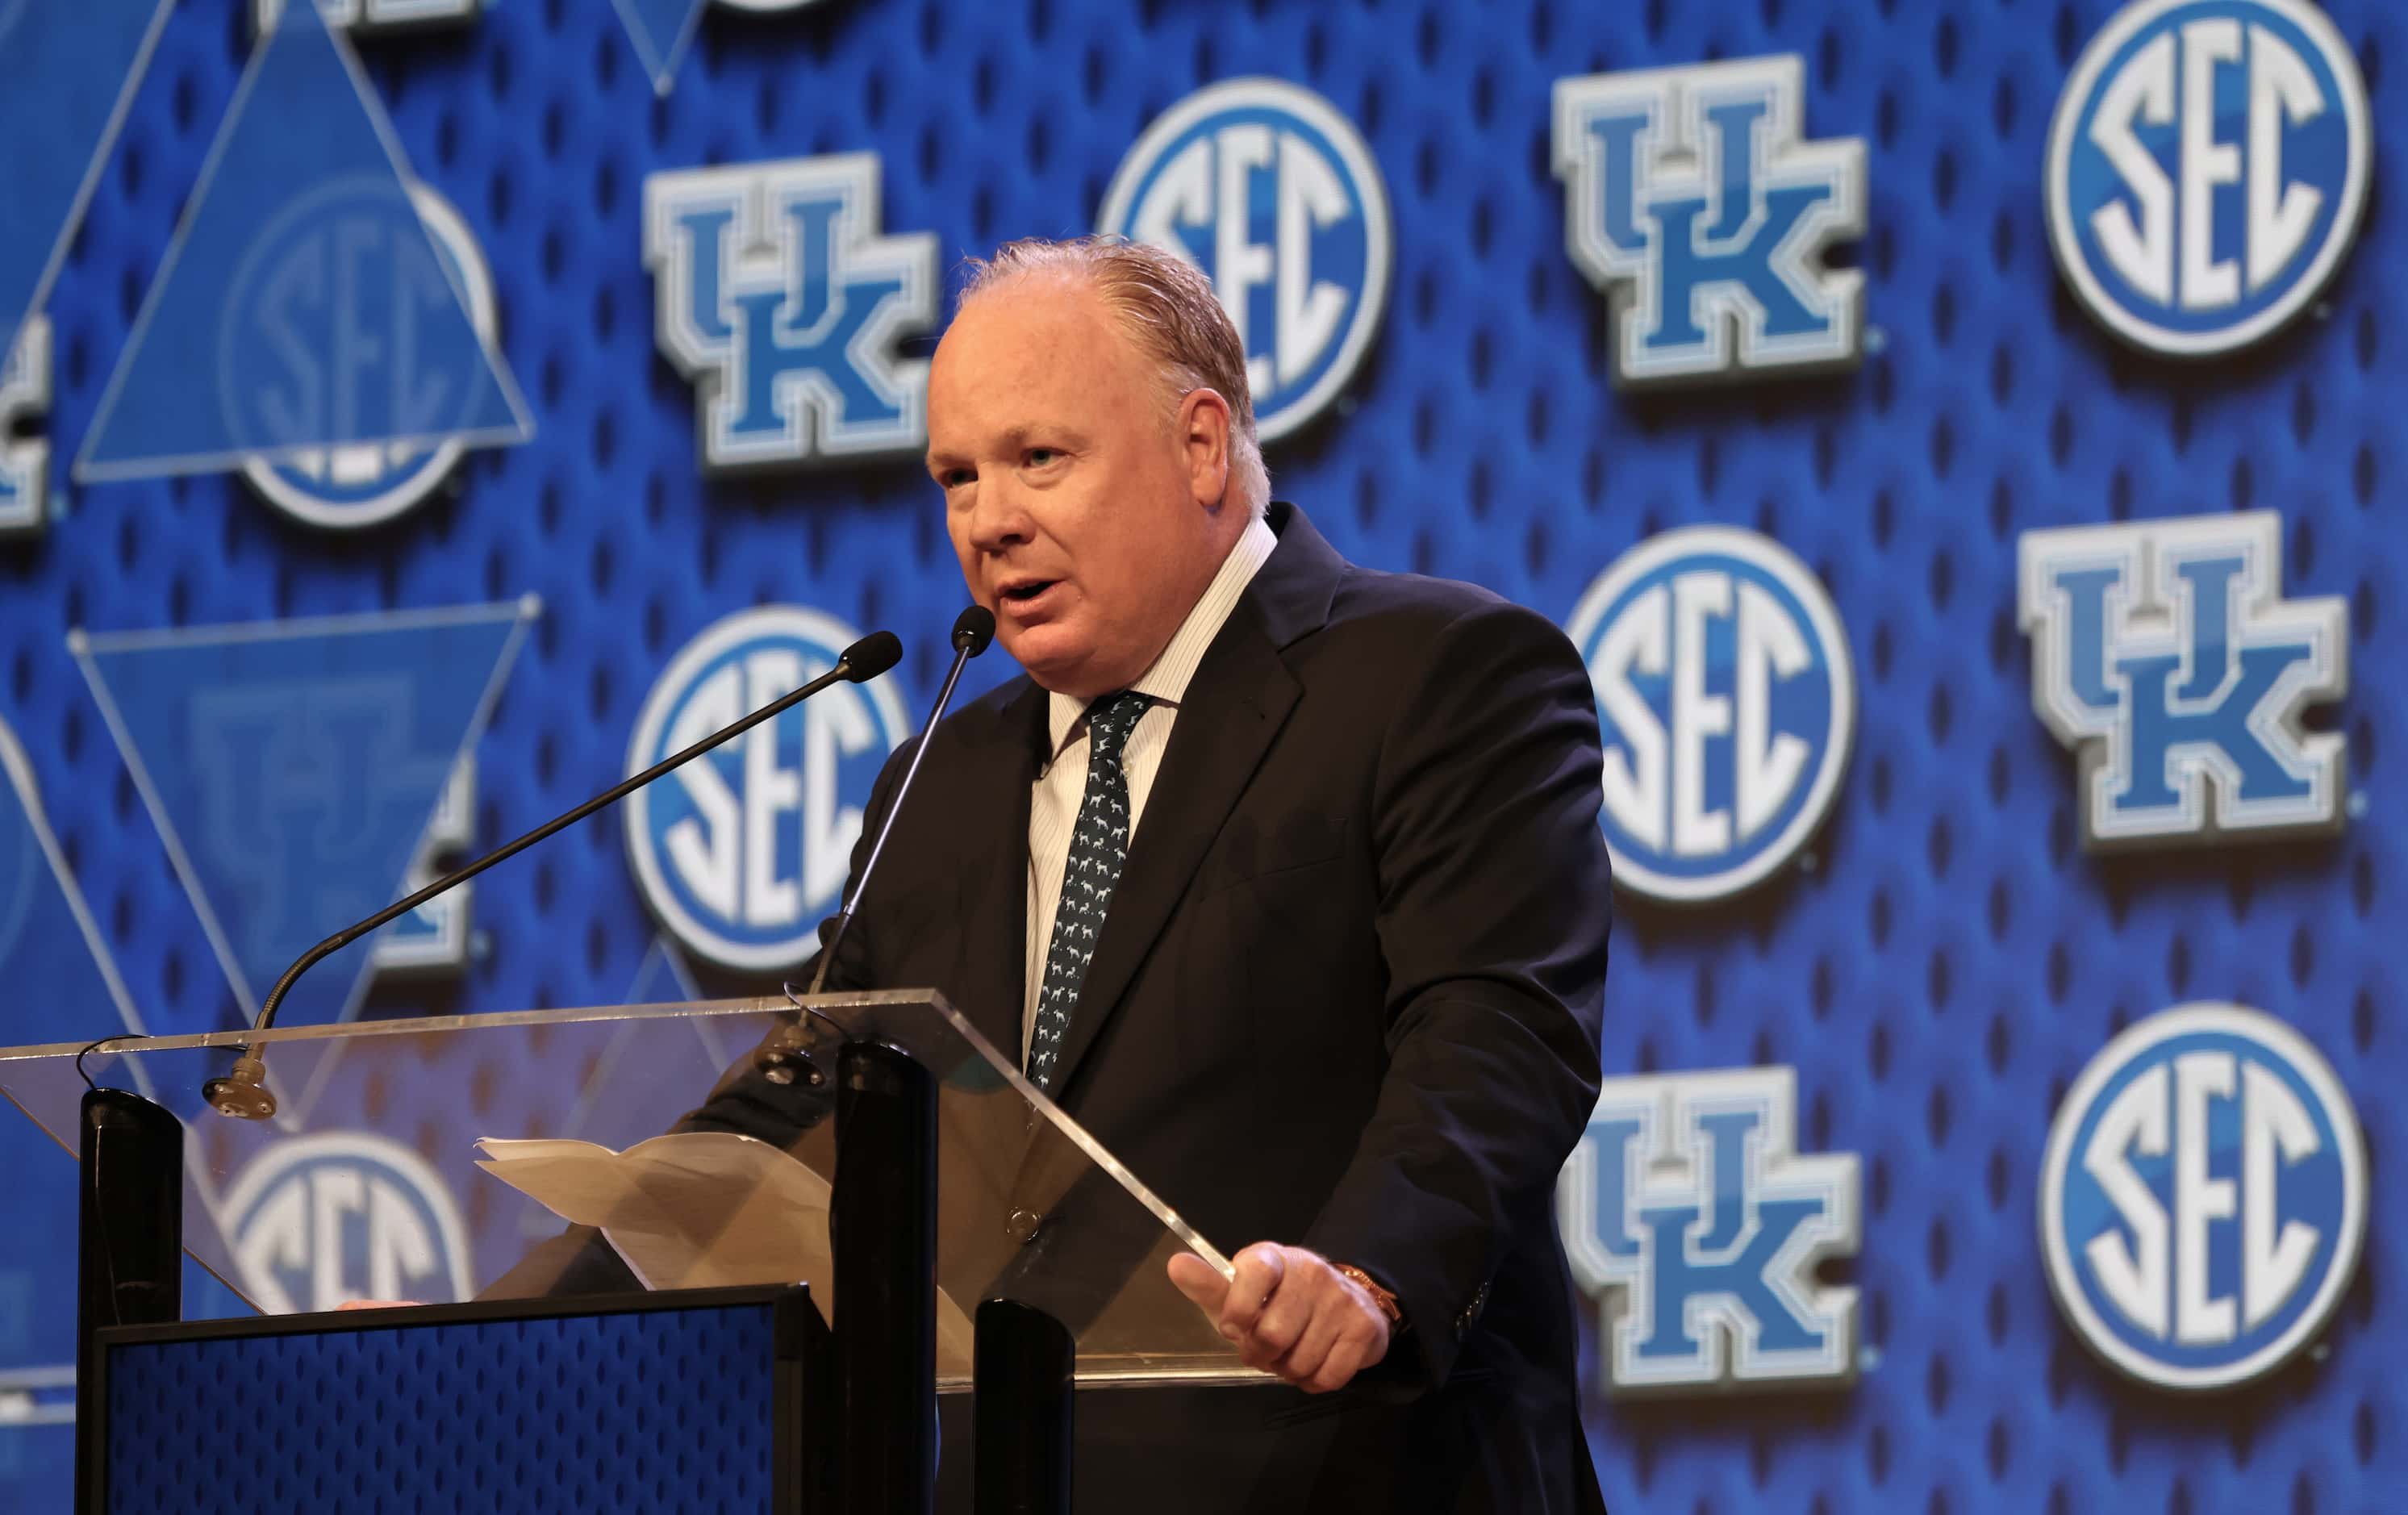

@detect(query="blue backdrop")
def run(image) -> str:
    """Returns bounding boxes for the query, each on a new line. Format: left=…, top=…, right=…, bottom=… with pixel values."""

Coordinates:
left=0, top=0, right=2397, bottom=1510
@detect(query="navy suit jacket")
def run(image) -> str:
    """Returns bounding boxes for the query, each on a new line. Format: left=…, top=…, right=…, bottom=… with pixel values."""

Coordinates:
left=508, top=503, right=1613, bottom=1512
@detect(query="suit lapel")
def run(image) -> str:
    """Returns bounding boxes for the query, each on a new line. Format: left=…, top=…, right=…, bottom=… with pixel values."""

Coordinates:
left=1047, top=504, right=1342, bottom=1095
left=948, top=680, right=1046, bottom=1062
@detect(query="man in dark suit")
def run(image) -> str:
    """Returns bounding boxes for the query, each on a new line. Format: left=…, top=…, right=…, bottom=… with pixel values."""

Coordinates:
left=511, top=236, right=1612, bottom=1511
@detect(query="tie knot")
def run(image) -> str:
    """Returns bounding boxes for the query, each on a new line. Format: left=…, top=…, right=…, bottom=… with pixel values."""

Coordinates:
left=1085, top=690, right=1150, bottom=758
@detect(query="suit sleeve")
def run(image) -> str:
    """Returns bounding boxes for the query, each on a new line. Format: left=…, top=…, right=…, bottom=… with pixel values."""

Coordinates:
left=1299, top=599, right=1610, bottom=1389
left=478, top=735, right=918, bottom=1300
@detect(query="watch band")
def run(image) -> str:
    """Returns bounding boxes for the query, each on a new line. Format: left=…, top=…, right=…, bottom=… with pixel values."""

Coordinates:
left=1333, top=1262, right=1404, bottom=1327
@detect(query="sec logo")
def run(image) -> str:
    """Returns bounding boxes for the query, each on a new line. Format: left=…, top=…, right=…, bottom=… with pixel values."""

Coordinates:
left=218, top=175, right=499, bottom=462
left=2047, top=0, right=2371, bottom=357
left=1565, top=527, right=1854, bottom=904
left=2042, top=1004, right=2366, bottom=1391
left=626, top=607, right=909, bottom=970
left=240, top=182, right=495, bottom=530
left=219, top=1132, right=474, bottom=1312
left=1098, top=77, right=1391, bottom=442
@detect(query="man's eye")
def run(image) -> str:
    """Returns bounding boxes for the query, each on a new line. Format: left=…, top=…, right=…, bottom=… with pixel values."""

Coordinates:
left=940, top=468, right=974, bottom=487
left=1026, top=449, right=1061, bottom=467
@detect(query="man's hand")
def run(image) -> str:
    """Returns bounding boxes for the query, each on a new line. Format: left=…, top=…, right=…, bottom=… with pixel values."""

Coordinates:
left=1168, top=1242, right=1391, bottom=1394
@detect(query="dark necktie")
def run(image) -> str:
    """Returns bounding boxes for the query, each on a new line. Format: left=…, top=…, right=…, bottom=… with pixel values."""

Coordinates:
left=1027, top=690, right=1150, bottom=1092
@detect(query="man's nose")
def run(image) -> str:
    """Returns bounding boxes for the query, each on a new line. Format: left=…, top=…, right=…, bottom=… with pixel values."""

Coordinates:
left=964, top=481, right=1033, bottom=553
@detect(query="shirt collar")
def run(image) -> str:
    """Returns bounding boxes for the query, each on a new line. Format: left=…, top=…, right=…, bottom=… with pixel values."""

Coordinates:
left=1045, top=512, right=1279, bottom=761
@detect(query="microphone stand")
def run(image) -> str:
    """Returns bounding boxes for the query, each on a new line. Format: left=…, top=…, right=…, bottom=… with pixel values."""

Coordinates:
left=757, top=607, right=995, bottom=1083
left=199, top=630, right=904, bottom=1120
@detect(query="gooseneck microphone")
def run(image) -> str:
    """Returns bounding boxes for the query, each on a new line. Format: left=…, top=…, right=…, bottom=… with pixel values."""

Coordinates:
left=757, top=606, right=996, bottom=1082
left=199, top=629, right=906, bottom=1120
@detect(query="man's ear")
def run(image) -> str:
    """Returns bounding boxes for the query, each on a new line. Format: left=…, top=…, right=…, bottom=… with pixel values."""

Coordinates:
left=1177, top=387, right=1235, bottom=511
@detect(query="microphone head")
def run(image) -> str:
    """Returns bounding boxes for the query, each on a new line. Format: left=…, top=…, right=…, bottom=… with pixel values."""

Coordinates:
left=841, top=630, right=903, bottom=682
left=952, top=606, right=997, bottom=656
left=202, top=1055, right=278, bottom=1121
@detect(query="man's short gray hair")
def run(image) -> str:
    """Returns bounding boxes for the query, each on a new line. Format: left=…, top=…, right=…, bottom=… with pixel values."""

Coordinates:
left=958, top=236, right=1271, bottom=516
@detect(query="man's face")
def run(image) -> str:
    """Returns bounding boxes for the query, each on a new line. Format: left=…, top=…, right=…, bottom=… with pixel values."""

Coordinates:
left=927, top=276, right=1235, bottom=698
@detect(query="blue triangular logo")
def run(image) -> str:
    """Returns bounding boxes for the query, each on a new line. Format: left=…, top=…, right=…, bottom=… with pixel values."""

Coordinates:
left=69, top=600, right=537, bottom=1029
left=0, top=0, right=172, bottom=365
left=610, top=0, right=708, bottom=96
left=75, top=0, right=532, bottom=482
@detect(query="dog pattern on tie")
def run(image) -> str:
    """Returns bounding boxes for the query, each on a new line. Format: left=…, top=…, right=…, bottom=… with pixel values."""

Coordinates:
left=1025, top=690, right=1150, bottom=1092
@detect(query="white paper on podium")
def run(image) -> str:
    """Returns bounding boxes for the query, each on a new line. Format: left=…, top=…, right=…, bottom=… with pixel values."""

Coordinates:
left=477, top=1131, right=974, bottom=1373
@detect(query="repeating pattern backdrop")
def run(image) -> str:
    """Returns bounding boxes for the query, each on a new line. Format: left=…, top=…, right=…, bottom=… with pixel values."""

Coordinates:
left=0, top=0, right=2397, bottom=1511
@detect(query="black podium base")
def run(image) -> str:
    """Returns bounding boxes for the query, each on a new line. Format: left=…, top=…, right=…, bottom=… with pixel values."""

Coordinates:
left=81, top=1287, right=828, bottom=1515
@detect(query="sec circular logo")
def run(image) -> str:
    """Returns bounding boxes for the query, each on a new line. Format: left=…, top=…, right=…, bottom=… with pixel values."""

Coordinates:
left=1098, top=77, right=1391, bottom=443
left=240, top=182, right=495, bottom=530
left=218, top=1131, right=474, bottom=1313
left=1564, top=527, right=1855, bottom=904
left=2042, top=1004, right=2365, bottom=1391
left=2047, top=0, right=2371, bottom=357
left=626, top=606, right=910, bottom=971
left=217, top=173, right=503, bottom=467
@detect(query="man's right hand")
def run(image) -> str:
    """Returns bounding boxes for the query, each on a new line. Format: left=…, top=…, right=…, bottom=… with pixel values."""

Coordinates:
left=1169, top=1242, right=1392, bottom=1394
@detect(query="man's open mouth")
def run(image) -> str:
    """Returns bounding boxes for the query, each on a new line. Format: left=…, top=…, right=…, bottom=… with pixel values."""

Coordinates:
left=1000, top=581, right=1056, bottom=603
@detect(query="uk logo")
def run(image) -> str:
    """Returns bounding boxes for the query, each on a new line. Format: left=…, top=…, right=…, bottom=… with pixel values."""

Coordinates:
left=1559, top=1066, right=1859, bottom=1394
left=1565, top=526, right=1855, bottom=904
left=71, top=600, right=533, bottom=1030
left=0, top=315, right=44, bottom=537
left=183, top=678, right=457, bottom=972
left=2042, top=1004, right=2366, bottom=1390
left=644, top=154, right=937, bottom=472
left=2047, top=0, right=2372, bottom=357
left=626, top=607, right=909, bottom=970
left=1098, top=79, right=1392, bottom=442
left=1554, top=55, right=1866, bottom=387
left=219, top=1132, right=474, bottom=1311
left=240, top=183, right=495, bottom=530
left=2018, top=511, right=2347, bottom=849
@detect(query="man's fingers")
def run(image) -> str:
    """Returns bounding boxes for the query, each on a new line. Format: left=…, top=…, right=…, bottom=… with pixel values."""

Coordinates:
left=1306, top=1331, right=1371, bottom=1395
left=1237, top=1329, right=1289, bottom=1374
left=1194, top=1243, right=1396, bottom=1390
left=1217, top=1244, right=1287, bottom=1337
left=1272, top=1297, right=1348, bottom=1386
left=1166, top=1250, right=1230, bottom=1315
left=1250, top=1259, right=1320, bottom=1359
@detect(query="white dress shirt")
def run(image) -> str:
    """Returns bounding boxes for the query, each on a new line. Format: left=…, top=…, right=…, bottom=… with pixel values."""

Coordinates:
left=1021, top=515, right=1280, bottom=1058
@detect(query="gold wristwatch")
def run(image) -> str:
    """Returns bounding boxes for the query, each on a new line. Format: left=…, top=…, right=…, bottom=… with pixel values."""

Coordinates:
left=1333, top=1262, right=1404, bottom=1328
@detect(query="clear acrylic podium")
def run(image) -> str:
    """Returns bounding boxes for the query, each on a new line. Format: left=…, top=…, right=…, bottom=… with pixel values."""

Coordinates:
left=0, top=991, right=1262, bottom=1513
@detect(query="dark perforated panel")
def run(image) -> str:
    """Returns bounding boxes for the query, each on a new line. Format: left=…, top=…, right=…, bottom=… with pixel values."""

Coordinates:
left=102, top=1303, right=782, bottom=1513
left=0, top=1, right=2397, bottom=1512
